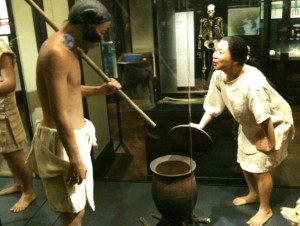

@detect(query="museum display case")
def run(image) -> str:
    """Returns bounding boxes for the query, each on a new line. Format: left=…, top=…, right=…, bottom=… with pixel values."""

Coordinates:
left=144, top=0, right=263, bottom=184
left=103, top=0, right=300, bottom=187
left=268, top=1, right=300, bottom=104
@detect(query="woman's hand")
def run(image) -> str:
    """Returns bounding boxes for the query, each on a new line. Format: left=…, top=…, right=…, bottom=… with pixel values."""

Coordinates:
left=256, top=136, right=275, bottom=153
left=257, top=118, right=276, bottom=153
left=189, top=112, right=214, bottom=130
left=189, top=122, right=201, bottom=129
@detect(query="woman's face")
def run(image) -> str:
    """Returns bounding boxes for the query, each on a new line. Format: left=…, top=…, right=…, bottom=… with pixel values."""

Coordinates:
left=212, top=40, right=234, bottom=71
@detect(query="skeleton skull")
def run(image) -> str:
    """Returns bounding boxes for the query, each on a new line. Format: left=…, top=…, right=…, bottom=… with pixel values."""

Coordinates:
left=207, top=4, right=215, bottom=19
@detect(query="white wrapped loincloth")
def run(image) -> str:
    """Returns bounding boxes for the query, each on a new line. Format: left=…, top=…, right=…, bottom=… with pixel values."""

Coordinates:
left=26, top=119, right=97, bottom=213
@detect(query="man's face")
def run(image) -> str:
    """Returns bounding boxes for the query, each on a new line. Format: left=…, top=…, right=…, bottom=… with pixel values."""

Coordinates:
left=95, top=21, right=111, bottom=42
left=212, top=40, right=234, bottom=71
left=83, top=21, right=111, bottom=50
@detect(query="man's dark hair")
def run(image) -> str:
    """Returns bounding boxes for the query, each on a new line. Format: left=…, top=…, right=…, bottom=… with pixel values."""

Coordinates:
left=68, top=0, right=111, bottom=25
left=221, top=36, right=248, bottom=66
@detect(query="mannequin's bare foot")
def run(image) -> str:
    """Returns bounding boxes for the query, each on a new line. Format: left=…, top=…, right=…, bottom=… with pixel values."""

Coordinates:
left=246, top=208, right=272, bottom=226
left=0, top=184, right=22, bottom=195
left=10, top=192, right=36, bottom=212
left=233, top=195, right=259, bottom=206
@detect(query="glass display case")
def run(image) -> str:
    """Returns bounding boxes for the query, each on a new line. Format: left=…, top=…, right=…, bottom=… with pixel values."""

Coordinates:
left=103, top=0, right=300, bottom=187
left=146, top=0, right=266, bottom=185
left=154, top=0, right=263, bottom=96
left=268, top=0, right=300, bottom=104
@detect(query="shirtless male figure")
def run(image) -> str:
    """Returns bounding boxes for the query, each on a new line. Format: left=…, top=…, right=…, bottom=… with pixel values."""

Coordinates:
left=26, top=1, right=121, bottom=225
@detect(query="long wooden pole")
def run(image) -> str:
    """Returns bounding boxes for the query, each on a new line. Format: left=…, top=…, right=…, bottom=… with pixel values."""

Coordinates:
left=24, top=0, right=156, bottom=128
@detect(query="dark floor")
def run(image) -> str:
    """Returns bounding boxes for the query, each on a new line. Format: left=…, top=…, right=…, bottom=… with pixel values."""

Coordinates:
left=0, top=177, right=299, bottom=226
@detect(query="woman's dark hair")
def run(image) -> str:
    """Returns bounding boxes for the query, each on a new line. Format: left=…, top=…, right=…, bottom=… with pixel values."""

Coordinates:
left=221, top=36, right=248, bottom=65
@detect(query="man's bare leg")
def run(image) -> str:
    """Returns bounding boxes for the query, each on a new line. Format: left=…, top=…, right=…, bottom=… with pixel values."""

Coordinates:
left=233, top=170, right=259, bottom=206
left=246, top=172, right=273, bottom=226
left=61, top=209, right=85, bottom=226
left=3, top=149, right=36, bottom=212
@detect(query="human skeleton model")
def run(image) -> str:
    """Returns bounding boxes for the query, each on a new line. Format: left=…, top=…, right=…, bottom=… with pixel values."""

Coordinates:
left=198, top=4, right=224, bottom=82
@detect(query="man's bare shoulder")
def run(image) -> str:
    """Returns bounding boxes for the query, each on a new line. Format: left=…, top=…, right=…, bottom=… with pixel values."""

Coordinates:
left=38, top=35, right=72, bottom=65
left=37, top=37, right=77, bottom=82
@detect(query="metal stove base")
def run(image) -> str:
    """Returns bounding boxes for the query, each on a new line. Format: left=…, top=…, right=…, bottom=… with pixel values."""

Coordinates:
left=139, top=214, right=211, bottom=226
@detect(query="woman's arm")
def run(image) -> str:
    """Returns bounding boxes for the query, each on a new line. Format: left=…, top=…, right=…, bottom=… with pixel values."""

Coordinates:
left=256, top=117, right=275, bottom=152
left=0, top=54, right=16, bottom=96
left=190, top=111, right=214, bottom=129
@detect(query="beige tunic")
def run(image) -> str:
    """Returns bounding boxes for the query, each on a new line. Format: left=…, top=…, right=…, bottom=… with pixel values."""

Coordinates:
left=204, top=65, right=294, bottom=173
left=0, top=39, right=27, bottom=153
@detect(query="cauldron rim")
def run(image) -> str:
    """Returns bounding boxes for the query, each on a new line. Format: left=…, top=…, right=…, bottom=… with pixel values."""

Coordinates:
left=150, top=155, right=196, bottom=177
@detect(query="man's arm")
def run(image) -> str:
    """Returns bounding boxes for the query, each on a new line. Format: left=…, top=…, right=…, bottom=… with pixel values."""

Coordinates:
left=81, top=78, right=121, bottom=97
left=43, top=48, right=86, bottom=184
